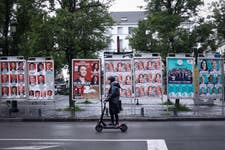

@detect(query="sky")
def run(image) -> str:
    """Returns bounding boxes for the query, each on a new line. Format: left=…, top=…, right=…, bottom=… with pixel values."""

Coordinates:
left=109, top=0, right=147, bottom=12
left=108, top=0, right=219, bottom=12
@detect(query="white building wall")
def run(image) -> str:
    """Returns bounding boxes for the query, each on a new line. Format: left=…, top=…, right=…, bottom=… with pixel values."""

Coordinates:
left=107, top=24, right=138, bottom=52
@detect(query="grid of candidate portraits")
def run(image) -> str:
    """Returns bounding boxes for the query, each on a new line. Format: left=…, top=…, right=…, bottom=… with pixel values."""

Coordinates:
left=72, top=59, right=101, bottom=100
left=0, top=60, right=26, bottom=99
left=0, top=58, right=54, bottom=100
left=198, top=58, right=223, bottom=99
left=28, top=60, right=54, bottom=100
left=105, top=59, right=134, bottom=98
left=104, top=57, right=163, bottom=98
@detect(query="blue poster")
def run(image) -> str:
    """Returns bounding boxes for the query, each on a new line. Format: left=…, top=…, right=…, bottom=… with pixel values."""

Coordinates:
left=167, top=57, right=194, bottom=98
left=198, top=58, right=223, bottom=99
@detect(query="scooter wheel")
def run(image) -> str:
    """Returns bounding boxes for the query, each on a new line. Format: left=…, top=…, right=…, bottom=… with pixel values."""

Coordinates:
left=95, top=125, right=103, bottom=132
left=120, top=124, right=128, bottom=132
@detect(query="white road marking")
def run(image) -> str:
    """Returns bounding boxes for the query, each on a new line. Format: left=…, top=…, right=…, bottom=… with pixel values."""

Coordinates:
left=1, top=145, right=60, bottom=150
left=147, top=140, right=168, bottom=150
left=0, top=139, right=168, bottom=150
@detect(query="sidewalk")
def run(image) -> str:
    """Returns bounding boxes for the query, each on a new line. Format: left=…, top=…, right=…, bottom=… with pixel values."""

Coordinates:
left=0, top=95, right=225, bottom=121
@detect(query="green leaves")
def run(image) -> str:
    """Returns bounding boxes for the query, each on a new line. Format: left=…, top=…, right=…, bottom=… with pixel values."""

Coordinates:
left=129, top=0, right=217, bottom=58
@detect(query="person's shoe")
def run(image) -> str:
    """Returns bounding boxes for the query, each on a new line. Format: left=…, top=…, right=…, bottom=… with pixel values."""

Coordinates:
left=115, top=123, right=120, bottom=128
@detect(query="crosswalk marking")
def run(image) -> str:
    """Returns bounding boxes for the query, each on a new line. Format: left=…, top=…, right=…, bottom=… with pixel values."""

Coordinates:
left=147, top=140, right=168, bottom=150
left=0, top=139, right=168, bottom=150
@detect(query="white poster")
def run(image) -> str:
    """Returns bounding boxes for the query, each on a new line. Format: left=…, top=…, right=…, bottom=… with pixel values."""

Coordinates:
left=134, top=57, right=163, bottom=98
left=104, top=59, right=133, bottom=98
left=0, top=58, right=27, bottom=99
left=27, top=59, right=54, bottom=100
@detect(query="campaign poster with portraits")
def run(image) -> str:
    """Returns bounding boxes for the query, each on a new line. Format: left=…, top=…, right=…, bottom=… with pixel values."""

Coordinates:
left=27, top=60, right=54, bottom=100
left=104, top=59, right=133, bottom=98
left=72, top=59, right=101, bottom=100
left=0, top=59, right=27, bottom=99
left=167, top=57, right=194, bottom=99
left=134, top=57, right=163, bottom=98
left=198, top=58, right=223, bottom=99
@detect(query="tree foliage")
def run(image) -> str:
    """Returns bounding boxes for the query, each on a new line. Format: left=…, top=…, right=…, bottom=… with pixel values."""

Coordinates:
left=0, top=0, right=113, bottom=71
left=129, top=0, right=216, bottom=59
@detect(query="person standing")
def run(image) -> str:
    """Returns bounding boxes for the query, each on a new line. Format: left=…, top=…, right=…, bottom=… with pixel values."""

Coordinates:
left=105, top=76, right=121, bottom=126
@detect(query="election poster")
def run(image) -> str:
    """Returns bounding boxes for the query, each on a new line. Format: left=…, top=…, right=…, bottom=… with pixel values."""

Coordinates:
left=167, top=57, right=194, bottom=99
left=134, top=57, right=163, bottom=98
left=72, top=59, right=101, bottom=100
left=198, top=58, right=223, bottom=99
left=0, top=57, right=27, bottom=99
left=104, top=59, right=133, bottom=98
left=27, top=59, right=54, bottom=100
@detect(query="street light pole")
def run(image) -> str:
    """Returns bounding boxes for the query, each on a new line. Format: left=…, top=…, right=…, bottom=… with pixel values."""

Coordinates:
left=10, top=19, right=19, bottom=113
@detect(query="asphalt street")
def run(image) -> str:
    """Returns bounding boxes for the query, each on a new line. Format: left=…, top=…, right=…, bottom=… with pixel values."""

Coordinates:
left=0, top=121, right=224, bottom=150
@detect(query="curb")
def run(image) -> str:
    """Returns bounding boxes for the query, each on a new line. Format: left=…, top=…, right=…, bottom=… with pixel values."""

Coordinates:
left=1, top=117, right=225, bottom=122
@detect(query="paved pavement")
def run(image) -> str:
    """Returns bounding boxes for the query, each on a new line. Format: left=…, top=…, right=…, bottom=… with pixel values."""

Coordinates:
left=0, top=95, right=225, bottom=120
left=0, top=121, right=225, bottom=150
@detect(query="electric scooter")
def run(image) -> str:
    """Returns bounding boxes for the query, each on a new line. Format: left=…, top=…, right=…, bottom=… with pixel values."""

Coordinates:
left=95, top=101, right=128, bottom=133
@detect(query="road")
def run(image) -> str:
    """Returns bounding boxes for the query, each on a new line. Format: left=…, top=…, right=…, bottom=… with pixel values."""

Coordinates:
left=0, top=121, right=224, bottom=150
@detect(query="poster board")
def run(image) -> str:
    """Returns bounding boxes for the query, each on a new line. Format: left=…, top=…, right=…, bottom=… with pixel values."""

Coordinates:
left=27, top=58, right=54, bottom=100
left=198, top=57, right=224, bottom=99
left=134, top=57, right=163, bottom=98
left=0, top=57, right=27, bottom=99
left=104, top=58, right=133, bottom=98
left=167, top=57, right=195, bottom=99
left=72, top=59, right=101, bottom=100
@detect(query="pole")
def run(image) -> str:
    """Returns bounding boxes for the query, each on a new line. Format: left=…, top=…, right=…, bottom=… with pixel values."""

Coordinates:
left=68, top=47, right=74, bottom=108
left=117, top=36, right=120, bottom=53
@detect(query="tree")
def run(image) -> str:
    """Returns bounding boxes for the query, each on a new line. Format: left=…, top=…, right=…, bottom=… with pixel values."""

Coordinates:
left=129, top=0, right=216, bottom=58
left=213, top=0, right=225, bottom=54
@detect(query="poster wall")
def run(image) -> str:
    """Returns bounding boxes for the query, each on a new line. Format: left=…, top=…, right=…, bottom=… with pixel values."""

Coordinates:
left=198, top=58, right=223, bottom=99
left=27, top=60, right=54, bottom=100
left=167, top=57, right=194, bottom=98
left=134, top=57, right=163, bottom=98
left=72, top=59, right=101, bottom=100
left=0, top=59, right=27, bottom=99
left=104, top=59, right=133, bottom=98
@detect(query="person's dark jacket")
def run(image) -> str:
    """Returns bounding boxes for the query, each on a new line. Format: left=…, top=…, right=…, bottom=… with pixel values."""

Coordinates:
left=106, top=81, right=121, bottom=114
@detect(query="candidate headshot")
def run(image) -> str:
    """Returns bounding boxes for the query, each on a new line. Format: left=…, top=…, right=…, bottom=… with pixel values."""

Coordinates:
left=18, top=62, right=24, bottom=71
left=35, top=90, right=41, bottom=97
left=10, top=74, right=18, bottom=84
left=46, top=62, right=53, bottom=71
left=2, top=86, right=9, bottom=96
left=1, top=62, right=8, bottom=72
left=29, top=75, right=36, bottom=85
left=18, top=74, right=25, bottom=83
left=38, top=75, right=45, bottom=84
left=74, top=65, right=90, bottom=85
left=10, top=62, right=17, bottom=71
left=37, top=62, right=44, bottom=72
left=18, top=86, right=25, bottom=95
left=29, top=90, right=34, bottom=96
left=92, top=62, right=99, bottom=73
left=29, top=63, right=36, bottom=71
left=47, top=90, right=53, bottom=96
left=1, top=74, right=9, bottom=83
left=11, top=86, right=17, bottom=96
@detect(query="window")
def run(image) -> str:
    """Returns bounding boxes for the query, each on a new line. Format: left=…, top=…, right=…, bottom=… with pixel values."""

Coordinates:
left=128, top=27, right=134, bottom=34
left=119, top=39, right=123, bottom=50
left=117, top=27, right=123, bottom=34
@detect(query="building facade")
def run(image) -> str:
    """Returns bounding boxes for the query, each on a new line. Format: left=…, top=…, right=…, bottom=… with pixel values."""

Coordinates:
left=105, top=11, right=147, bottom=52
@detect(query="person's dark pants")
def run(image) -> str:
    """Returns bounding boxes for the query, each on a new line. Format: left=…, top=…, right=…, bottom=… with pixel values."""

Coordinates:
left=110, top=113, right=119, bottom=125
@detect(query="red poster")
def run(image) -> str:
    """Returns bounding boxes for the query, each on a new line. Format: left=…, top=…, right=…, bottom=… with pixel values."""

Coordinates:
left=72, top=59, right=101, bottom=100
